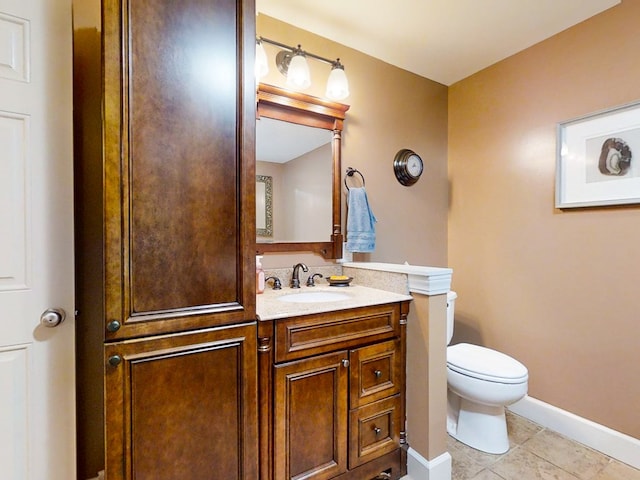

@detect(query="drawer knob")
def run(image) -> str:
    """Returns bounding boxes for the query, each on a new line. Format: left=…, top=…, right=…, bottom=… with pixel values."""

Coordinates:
left=374, top=426, right=382, bottom=435
left=374, top=369, right=382, bottom=378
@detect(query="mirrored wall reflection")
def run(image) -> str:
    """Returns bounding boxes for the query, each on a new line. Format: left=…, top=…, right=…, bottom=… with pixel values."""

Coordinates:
left=256, top=117, right=333, bottom=243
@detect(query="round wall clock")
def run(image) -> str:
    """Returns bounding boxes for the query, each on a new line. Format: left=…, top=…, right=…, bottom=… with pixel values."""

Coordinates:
left=393, top=149, right=423, bottom=186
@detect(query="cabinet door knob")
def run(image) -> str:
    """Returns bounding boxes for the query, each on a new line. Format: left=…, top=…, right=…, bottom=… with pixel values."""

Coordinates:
left=341, top=359, right=350, bottom=368
left=108, top=355, right=122, bottom=367
left=107, top=320, right=121, bottom=332
left=374, top=369, right=382, bottom=378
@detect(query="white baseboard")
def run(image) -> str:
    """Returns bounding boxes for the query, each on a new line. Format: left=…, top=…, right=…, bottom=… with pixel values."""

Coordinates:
left=508, top=395, right=640, bottom=469
left=404, top=448, right=451, bottom=480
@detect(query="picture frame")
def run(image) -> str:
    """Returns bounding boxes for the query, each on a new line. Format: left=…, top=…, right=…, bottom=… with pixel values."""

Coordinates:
left=256, top=175, right=273, bottom=237
left=556, top=100, right=640, bottom=208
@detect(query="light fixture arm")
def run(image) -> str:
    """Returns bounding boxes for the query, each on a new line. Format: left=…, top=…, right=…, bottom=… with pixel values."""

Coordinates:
left=258, top=36, right=342, bottom=68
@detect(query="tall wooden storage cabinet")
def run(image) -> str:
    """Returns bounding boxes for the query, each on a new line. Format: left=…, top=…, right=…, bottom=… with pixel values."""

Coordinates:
left=73, top=0, right=257, bottom=479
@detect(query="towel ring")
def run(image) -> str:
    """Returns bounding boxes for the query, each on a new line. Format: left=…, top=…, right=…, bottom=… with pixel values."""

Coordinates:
left=345, top=167, right=365, bottom=190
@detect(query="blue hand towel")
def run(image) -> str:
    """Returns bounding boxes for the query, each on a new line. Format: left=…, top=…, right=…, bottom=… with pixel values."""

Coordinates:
left=346, top=187, right=377, bottom=253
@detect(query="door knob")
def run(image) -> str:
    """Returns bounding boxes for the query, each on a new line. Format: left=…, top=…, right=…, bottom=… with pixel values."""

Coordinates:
left=40, top=308, right=66, bottom=328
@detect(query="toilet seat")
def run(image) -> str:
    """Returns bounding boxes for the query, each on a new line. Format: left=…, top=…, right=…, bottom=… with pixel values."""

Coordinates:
left=447, top=343, right=528, bottom=384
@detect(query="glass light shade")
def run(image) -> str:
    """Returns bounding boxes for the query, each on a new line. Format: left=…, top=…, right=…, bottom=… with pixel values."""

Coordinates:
left=286, top=54, right=311, bottom=90
left=325, top=66, right=349, bottom=100
left=255, top=41, right=269, bottom=79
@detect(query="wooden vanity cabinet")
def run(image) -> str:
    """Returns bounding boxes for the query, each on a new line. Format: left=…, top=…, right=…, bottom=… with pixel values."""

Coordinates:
left=73, top=0, right=257, bottom=478
left=258, top=301, right=410, bottom=480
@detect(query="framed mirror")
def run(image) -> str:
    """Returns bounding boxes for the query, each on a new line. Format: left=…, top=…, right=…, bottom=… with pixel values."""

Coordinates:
left=256, top=83, right=350, bottom=259
left=256, top=119, right=332, bottom=241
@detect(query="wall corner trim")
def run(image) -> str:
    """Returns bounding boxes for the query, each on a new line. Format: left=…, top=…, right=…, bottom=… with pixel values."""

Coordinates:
left=509, top=395, right=640, bottom=469
left=406, top=448, right=452, bottom=480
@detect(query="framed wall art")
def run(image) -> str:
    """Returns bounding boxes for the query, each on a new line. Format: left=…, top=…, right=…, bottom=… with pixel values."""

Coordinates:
left=556, top=100, right=640, bottom=208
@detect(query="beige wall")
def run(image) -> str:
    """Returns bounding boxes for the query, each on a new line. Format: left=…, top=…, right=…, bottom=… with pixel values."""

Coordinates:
left=257, top=15, right=449, bottom=269
left=282, top=145, right=333, bottom=241
left=448, top=1, right=640, bottom=438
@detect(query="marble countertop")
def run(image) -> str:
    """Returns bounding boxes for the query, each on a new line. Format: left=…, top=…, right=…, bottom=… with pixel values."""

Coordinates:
left=343, top=262, right=452, bottom=295
left=256, top=284, right=413, bottom=321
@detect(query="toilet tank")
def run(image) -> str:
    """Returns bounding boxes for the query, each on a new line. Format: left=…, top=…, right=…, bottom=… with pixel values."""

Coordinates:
left=446, top=291, right=457, bottom=345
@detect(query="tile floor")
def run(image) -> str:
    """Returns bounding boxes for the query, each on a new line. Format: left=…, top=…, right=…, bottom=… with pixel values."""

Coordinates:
left=448, top=411, right=640, bottom=480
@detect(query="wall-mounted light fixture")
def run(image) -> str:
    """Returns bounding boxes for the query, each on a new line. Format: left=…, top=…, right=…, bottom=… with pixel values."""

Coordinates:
left=256, top=36, right=350, bottom=101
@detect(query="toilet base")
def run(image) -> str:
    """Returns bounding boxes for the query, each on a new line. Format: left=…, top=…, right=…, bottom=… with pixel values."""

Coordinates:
left=447, top=391, right=510, bottom=454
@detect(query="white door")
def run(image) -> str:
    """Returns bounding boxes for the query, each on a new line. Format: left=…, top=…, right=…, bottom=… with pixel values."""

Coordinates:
left=0, top=0, right=75, bottom=478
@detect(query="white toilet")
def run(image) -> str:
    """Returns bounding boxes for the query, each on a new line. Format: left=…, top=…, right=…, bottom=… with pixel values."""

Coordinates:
left=446, top=291, right=528, bottom=454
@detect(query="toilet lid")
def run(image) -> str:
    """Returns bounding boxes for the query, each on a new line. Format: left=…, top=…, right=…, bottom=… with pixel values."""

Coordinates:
left=447, top=343, right=528, bottom=384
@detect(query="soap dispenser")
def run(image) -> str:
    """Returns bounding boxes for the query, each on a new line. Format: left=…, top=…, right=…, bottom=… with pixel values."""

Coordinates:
left=256, top=255, right=265, bottom=294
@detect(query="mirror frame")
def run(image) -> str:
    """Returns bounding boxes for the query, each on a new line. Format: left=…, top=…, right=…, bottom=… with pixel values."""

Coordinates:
left=255, top=83, right=350, bottom=259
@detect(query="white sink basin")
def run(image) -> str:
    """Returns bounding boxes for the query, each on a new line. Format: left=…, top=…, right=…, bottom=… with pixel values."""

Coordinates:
left=277, top=291, right=350, bottom=304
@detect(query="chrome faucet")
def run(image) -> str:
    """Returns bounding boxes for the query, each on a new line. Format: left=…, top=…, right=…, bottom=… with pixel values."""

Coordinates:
left=290, top=263, right=309, bottom=288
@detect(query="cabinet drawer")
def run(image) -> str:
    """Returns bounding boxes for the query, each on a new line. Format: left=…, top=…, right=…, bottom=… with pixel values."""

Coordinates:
left=350, top=339, right=402, bottom=408
left=275, top=304, right=400, bottom=363
left=348, top=395, right=401, bottom=469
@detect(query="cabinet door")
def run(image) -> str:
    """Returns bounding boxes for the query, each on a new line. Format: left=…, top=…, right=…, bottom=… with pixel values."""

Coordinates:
left=104, top=323, right=258, bottom=480
left=274, top=351, right=349, bottom=480
left=102, top=0, right=256, bottom=340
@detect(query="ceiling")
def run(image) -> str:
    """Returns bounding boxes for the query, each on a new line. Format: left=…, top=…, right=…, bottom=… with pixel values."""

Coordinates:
left=256, top=0, right=620, bottom=86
